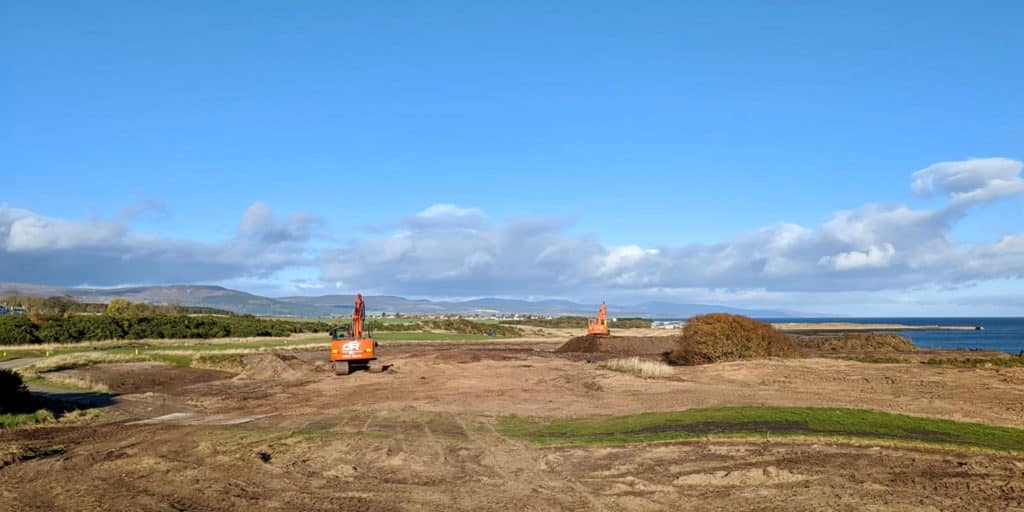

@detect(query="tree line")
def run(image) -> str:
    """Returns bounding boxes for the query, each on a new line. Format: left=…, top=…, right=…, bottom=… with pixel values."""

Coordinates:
left=0, top=298, right=331, bottom=345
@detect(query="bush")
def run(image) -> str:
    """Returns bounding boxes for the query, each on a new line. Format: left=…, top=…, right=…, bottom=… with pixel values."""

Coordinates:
left=0, top=313, right=329, bottom=345
left=669, top=313, right=800, bottom=365
left=609, top=317, right=652, bottom=328
left=0, top=316, right=40, bottom=344
left=501, top=317, right=588, bottom=328
left=801, top=333, right=916, bottom=353
left=423, top=318, right=523, bottom=336
left=0, top=369, right=33, bottom=413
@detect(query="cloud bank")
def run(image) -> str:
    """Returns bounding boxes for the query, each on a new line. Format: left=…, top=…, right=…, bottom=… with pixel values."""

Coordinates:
left=321, top=158, right=1024, bottom=295
left=0, top=202, right=316, bottom=286
left=2, top=158, right=1022, bottom=302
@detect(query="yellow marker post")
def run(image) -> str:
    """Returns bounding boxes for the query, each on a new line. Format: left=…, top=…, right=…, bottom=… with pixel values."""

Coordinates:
left=135, top=348, right=139, bottom=356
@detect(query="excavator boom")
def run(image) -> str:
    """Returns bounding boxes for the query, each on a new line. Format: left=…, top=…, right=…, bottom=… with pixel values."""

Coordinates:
left=587, top=301, right=610, bottom=336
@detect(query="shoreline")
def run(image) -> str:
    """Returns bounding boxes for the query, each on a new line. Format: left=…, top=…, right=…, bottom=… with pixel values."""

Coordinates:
left=774, top=322, right=982, bottom=332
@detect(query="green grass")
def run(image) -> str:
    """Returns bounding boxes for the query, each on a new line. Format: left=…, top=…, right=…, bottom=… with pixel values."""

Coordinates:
left=25, top=376, right=95, bottom=392
left=0, top=409, right=54, bottom=429
left=497, top=406, right=1024, bottom=453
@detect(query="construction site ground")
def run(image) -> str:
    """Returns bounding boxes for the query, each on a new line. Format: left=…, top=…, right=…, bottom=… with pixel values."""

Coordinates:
left=2, top=334, right=1024, bottom=511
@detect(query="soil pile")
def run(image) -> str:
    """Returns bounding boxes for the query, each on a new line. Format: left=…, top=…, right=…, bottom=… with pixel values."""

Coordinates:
left=669, top=314, right=800, bottom=365
left=235, top=354, right=314, bottom=381
left=801, top=333, right=917, bottom=353
left=555, top=335, right=678, bottom=355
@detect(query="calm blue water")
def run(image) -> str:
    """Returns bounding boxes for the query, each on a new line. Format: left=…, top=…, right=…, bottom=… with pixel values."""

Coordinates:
left=657, top=317, right=1024, bottom=354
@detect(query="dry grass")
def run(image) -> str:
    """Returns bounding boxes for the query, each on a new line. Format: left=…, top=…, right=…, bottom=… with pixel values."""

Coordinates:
left=16, top=352, right=146, bottom=378
left=601, top=357, right=674, bottom=378
left=38, top=374, right=110, bottom=393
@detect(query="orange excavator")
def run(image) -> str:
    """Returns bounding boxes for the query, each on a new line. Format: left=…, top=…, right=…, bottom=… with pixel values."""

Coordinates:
left=587, top=301, right=610, bottom=336
left=330, top=293, right=386, bottom=375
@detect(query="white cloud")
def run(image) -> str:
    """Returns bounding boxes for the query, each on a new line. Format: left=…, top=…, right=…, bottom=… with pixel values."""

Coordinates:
left=321, top=157, right=1024, bottom=295
left=818, top=243, right=896, bottom=271
left=911, top=157, right=1024, bottom=208
left=4, top=157, right=1024, bottom=305
left=0, top=202, right=317, bottom=286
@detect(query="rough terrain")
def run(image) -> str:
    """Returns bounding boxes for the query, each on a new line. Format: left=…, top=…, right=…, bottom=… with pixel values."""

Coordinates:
left=2, top=339, right=1023, bottom=511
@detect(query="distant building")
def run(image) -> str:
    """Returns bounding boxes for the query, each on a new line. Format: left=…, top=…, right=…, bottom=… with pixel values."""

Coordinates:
left=1, top=305, right=27, bottom=316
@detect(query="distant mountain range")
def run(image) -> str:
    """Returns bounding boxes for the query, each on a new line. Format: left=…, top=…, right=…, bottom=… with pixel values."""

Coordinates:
left=0, top=282, right=817, bottom=318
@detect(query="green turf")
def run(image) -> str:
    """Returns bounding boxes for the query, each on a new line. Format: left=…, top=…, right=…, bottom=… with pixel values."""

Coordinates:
left=497, top=406, right=1024, bottom=453
left=25, top=376, right=95, bottom=392
left=0, top=410, right=54, bottom=429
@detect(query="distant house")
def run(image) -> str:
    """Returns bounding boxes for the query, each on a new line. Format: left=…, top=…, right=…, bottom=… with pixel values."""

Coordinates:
left=0, top=305, right=27, bottom=316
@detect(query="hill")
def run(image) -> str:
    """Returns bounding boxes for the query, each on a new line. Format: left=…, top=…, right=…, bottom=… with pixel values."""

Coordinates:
left=0, top=282, right=814, bottom=318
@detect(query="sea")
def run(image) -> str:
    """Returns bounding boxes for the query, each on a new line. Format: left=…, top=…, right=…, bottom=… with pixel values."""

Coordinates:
left=656, top=317, right=1024, bottom=354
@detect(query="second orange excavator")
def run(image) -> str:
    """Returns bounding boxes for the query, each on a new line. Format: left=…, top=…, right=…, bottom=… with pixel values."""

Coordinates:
left=329, top=293, right=387, bottom=375
left=587, top=301, right=610, bottom=336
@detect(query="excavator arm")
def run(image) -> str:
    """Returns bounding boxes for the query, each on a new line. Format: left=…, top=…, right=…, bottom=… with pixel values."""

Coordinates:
left=587, top=301, right=610, bottom=336
left=352, top=293, right=365, bottom=339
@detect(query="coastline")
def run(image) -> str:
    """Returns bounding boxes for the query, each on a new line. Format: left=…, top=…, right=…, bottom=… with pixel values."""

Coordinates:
left=773, top=322, right=981, bottom=332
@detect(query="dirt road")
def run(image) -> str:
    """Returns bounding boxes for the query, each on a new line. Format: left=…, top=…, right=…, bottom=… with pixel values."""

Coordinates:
left=2, top=342, right=1023, bottom=511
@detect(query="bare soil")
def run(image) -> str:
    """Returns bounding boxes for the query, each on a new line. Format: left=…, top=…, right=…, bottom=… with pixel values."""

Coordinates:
left=2, top=342, right=1023, bottom=511
left=556, top=334, right=678, bottom=357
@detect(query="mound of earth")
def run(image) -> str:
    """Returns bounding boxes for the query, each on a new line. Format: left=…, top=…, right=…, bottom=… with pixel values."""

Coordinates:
left=800, top=333, right=917, bottom=352
left=235, top=354, right=316, bottom=381
left=555, top=335, right=678, bottom=355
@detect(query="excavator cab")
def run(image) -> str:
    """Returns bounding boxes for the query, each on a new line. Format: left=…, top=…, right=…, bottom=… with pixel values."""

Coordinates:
left=587, top=301, right=610, bottom=336
left=330, top=293, right=386, bottom=375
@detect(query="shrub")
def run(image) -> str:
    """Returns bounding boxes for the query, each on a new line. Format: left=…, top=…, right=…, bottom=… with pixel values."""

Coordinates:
left=669, top=313, right=800, bottom=365
left=0, top=369, right=33, bottom=413
left=423, top=318, right=523, bottom=336
left=801, top=333, right=916, bottom=353
left=501, top=317, right=588, bottom=328
left=0, top=316, right=40, bottom=344
left=609, top=317, right=652, bottom=328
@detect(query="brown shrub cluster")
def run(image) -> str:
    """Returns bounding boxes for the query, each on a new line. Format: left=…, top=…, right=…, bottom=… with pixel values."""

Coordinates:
left=800, top=333, right=916, bottom=353
left=669, top=314, right=800, bottom=365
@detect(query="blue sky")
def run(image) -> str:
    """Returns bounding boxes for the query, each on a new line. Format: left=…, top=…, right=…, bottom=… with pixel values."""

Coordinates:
left=2, top=1, right=1023, bottom=315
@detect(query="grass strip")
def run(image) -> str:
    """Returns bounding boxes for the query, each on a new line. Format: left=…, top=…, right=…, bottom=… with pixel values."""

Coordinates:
left=498, top=406, right=1024, bottom=453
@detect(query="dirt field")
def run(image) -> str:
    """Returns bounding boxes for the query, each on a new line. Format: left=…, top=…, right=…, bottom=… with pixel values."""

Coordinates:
left=2, top=340, right=1024, bottom=511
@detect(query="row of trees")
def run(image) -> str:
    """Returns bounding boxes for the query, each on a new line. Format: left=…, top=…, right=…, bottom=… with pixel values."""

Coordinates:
left=1, top=295, right=232, bottom=322
left=0, top=314, right=330, bottom=345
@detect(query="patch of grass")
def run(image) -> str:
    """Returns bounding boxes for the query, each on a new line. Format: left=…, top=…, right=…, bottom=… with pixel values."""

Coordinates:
left=16, top=352, right=146, bottom=378
left=840, top=356, right=907, bottom=364
left=923, top=357, right=1024, bottom=368
left=497, top=406, right=1024, bottom=453
left=600, top=357, right=673, bottom=378
left=190, top=353, right=244, bottom=371
left=28, top=375, right=109, bottom=393
left=0, top=409, right=55, bottom=429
